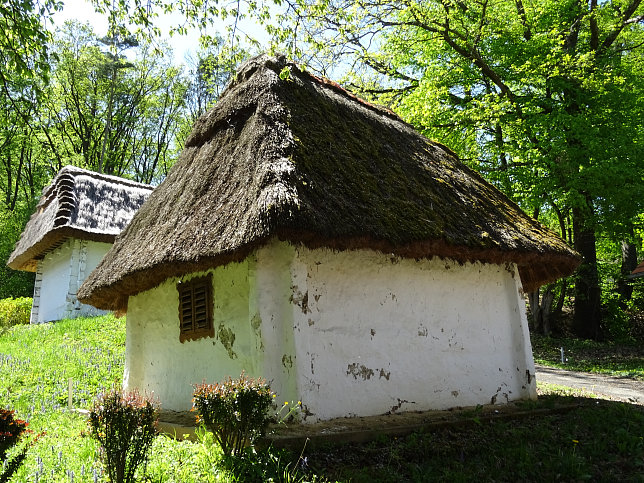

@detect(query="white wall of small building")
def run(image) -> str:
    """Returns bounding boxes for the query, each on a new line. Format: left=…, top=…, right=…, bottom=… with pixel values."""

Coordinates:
left=123, top=239, right=536, bottom=421
left=281, top=244, right=536, bottom=421
left=124, top=259, right=258, bottom=410
left=32, top=239, right=111, bottom=323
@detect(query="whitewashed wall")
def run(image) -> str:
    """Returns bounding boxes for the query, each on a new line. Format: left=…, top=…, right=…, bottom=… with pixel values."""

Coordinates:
left=37, top=240, right=74, bottom=323
left=124, top=240, right=536, bottom=419
left=33, top=239, right=111, bottom=323
left=124, top=260, right=259, bottom=410
left=281, top=244, right=536, bottom=421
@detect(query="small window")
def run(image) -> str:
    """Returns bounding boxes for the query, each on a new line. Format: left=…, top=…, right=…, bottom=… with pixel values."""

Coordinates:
left=177, top=274, right=214, bottom=343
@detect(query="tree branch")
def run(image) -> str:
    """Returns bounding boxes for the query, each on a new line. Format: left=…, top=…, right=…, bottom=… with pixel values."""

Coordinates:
left=515, top=0, right=532, bottom=40
left=589, top=0, right=599, bottom=51
left=598, top=0, right=643, bottom=55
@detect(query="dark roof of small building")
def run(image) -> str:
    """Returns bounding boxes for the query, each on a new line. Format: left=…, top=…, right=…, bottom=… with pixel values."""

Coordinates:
left=7, top=166, right=153, bottom=272
left=630, top=260, right=644, bottom=279
left=78, top=54, right=581, bottom=312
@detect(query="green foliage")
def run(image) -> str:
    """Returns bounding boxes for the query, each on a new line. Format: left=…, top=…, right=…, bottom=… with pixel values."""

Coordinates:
left=193, top=373, right=274, bottom=457
left=0, top=315, right=643, bottom=480
left=247, top=0, right=644, bottom=339
left=89, top=387, right=158, bottom=483
left=219, top=445, right=311, bottom=483
left=0, top=314, right=125, bottom=416
left=0, top=0, right=61, bottom=98
left=0, top=208, right=36, bottom=299
left=44, top=21, right=188, bottom=183
left=0, top=297, right=32, bottom=329
left=0, top=408, right=31, bottom=482
left=0, top=408, right=29, bottom=461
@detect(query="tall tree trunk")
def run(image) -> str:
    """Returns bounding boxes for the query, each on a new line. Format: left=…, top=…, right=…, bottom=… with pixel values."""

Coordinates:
left=617, top=227, right=637, bottom=307
left=572, top=202, right=602, bottom=339
left=528, top=286, right=555, bottom=336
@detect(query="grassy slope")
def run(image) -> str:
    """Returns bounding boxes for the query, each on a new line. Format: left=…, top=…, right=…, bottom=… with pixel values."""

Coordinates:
left=0, top=316, right=229, bottom=482
left=1, top=317, right=643, bottom=482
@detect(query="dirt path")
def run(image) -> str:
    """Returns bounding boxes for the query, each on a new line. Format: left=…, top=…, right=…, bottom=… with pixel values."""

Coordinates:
left=535, top=364, right=644, bottom=405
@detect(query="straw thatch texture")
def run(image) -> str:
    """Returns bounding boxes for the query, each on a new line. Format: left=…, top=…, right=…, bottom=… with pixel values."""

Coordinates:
left=8, top=166, right=153, bottom=272
left=78, top=54, right=580, bottom=312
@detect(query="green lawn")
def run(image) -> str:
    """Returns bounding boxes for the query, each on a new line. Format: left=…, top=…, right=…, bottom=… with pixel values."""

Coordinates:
left=1, top=316, right=643, bottom=482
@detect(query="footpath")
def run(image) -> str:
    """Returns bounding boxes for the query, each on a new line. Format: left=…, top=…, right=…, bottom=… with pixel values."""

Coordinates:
left=535, top=364, right=644, bottom=405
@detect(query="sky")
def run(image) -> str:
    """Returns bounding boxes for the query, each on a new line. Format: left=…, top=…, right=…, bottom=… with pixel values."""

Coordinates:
left=51, top=0, right=232, bottom=65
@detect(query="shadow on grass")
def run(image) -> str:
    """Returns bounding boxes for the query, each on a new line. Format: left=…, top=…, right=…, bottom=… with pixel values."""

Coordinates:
left=285, top=396, right=644, bottom=482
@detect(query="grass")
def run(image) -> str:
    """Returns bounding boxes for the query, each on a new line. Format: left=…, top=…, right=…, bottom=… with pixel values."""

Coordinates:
left=302, top=400, right=644, bottom=482
left=0, top=316, right=643, bottom=482
left=0, top=316, right=237, bottom=482
left=531, top=332, right=644, bottom=379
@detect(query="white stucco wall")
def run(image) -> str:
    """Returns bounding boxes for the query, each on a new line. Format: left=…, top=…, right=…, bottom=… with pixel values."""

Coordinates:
left=38, top=240, right=74, bottom=323
left=34, top=239, right=111, bottom=323
left=280, top=244, right=536, bottom=421
left=124, top=260, right=260, bottom=410
left=125, top=240, right=536, bottom=421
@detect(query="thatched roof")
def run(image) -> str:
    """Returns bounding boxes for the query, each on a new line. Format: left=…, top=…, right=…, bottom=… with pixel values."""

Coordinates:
left=8, top=166, right=153, bottom=272
left=78, top=54, right=580, bottom=312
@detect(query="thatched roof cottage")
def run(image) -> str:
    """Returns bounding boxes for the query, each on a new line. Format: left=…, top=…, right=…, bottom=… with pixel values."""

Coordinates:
left=78, top=54, right=580, bottom=421
left=8, top=166, right=152, bottom=323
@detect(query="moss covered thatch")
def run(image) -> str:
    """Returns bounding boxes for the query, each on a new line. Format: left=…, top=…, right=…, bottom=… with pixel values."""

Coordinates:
left=8, top=166, right=153, bottom=272
left=78, top=54, right=580, bottom=312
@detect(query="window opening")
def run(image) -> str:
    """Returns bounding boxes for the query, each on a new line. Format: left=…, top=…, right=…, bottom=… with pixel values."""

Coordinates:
left=178, top=274, right=213, bottom=342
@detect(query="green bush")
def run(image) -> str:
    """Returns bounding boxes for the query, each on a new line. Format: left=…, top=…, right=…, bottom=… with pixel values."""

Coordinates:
left=89, top=387, right=158, bottom=483
left=0, top=297, right=32, bottom=329
left=193, top=372, right=274, bottom=457
left=0, top=408, right=30, bottom=482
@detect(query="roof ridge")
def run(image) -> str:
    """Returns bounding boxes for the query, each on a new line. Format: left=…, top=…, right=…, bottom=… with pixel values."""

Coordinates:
left=56, top=165, right=153, bottom=190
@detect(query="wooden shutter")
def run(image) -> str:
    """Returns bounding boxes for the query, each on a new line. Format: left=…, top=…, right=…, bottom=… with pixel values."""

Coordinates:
left=178, top=274, right=214, bottom=342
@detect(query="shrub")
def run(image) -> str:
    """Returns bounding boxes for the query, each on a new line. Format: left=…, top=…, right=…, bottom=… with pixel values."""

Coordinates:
left=88, top=387, right=158, bottom=483
left=0, top=408, right=30, bottom=482
left=0, top=297, right=32, bottom=329
left=193, top=372, right=274, bottom=457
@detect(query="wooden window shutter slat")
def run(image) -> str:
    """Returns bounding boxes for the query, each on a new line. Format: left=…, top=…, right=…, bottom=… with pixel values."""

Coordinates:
left=178, top=274, right=213, bottom=342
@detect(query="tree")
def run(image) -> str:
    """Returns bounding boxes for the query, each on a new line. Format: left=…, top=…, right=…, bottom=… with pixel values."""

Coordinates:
left=258, top=0, right=644, bottom=339
left=38, top=21, right=188, bottom=182
left=0, top=0, right=61, bottom=119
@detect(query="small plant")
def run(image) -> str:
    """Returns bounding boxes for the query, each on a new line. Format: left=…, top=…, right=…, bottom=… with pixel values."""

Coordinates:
left=88, top=387, right=158, bottom=483
left=0, top=408, right=33, bottom=482
left=192, top=372, right=274, bottom=457
left=0, top=297, right=32, bottom=329
left=275, top=400, right=302, bottom=426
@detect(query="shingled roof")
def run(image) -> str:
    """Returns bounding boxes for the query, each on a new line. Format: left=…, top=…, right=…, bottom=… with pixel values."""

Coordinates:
left=78, top=54, right=580, bottom=312
left=8, top=166, right=153, bottom=272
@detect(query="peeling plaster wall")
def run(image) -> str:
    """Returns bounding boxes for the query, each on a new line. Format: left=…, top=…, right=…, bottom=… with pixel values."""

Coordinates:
left=286, top=244, right=536, bottom=422
left=35, top=239, right=111, bottom=323
left=123, top=240, right=536, bottom=419
left=124, top=260, right=258, bottom=410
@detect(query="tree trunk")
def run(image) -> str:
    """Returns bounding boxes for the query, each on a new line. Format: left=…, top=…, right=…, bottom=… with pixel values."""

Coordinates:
left=528, top=290, right=542, bottom=332
left=617, top=229, right=637, bottom=306
left=572, top=203, right=602, bottom=339
left=528, top=286, right=555, bottom=336
left=553, top=278, right=568, bottom=318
